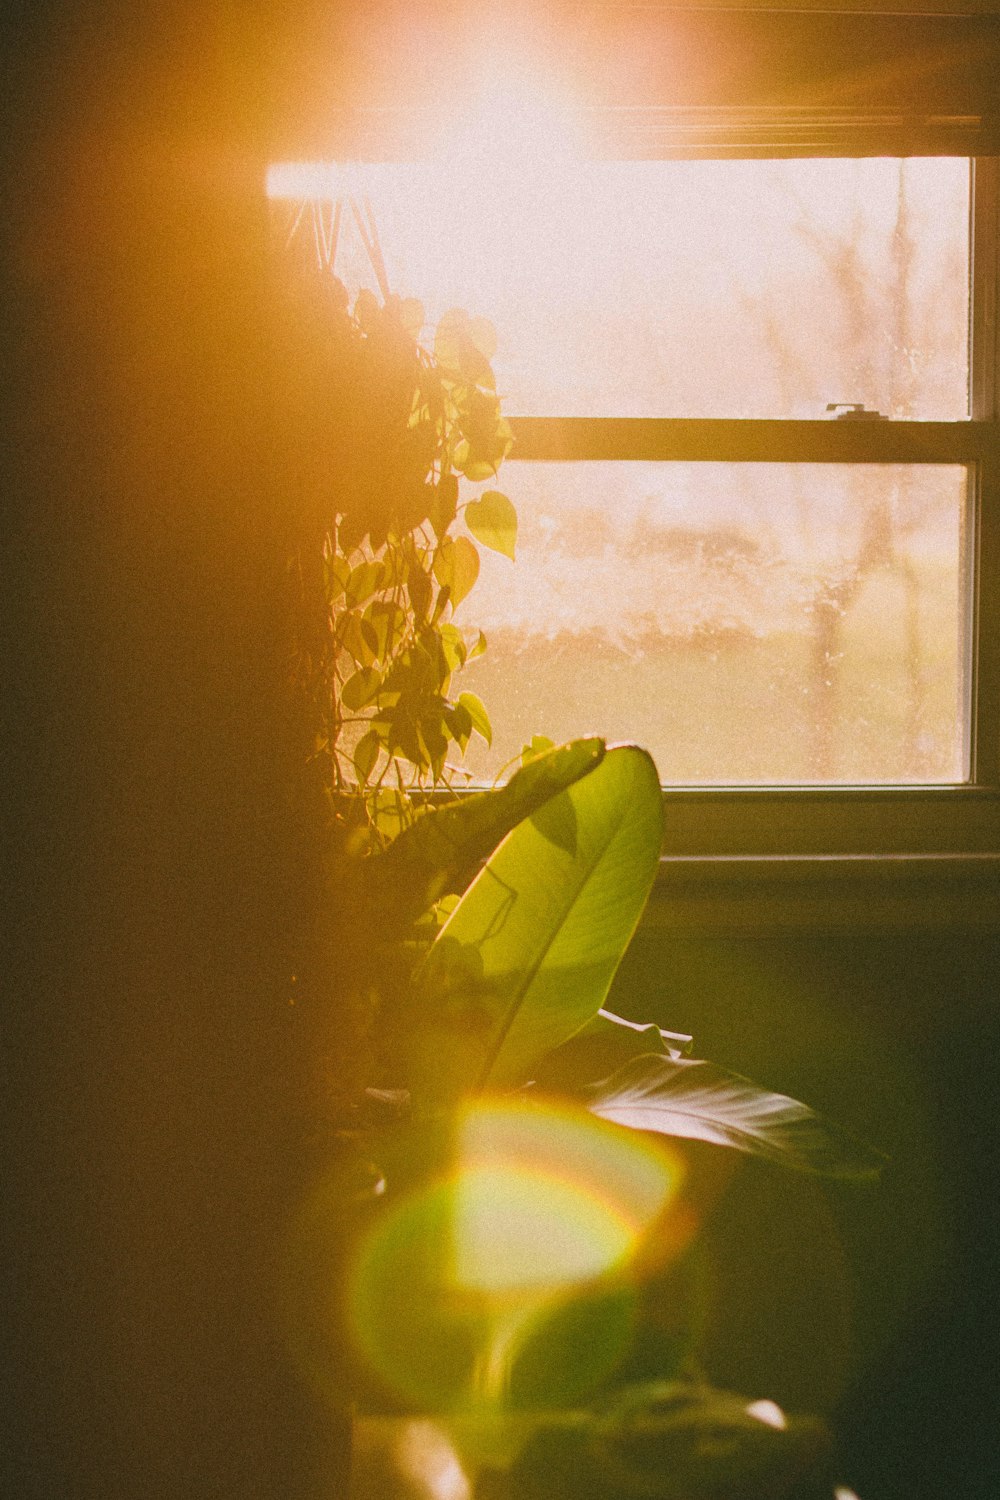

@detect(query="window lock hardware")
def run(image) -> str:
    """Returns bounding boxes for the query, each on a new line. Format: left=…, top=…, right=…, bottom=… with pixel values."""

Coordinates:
left=825, top=403, right=888, bottom=420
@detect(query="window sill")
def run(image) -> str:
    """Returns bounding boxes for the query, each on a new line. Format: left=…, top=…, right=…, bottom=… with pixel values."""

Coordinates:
left=660, top=785, right=1000, bottom=857
left=649, top=851, right=1000, bottom=930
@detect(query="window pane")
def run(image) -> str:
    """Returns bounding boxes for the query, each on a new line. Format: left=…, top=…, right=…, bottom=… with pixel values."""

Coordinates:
left=273, top=157, right=969, bottom=419
left=457, top=462, right=970, bottom=785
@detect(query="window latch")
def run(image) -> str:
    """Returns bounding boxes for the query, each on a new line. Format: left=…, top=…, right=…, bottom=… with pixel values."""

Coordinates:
left=825, top=403, right=888, bottom=421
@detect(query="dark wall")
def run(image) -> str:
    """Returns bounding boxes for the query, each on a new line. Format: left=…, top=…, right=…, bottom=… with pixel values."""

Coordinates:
left=4, top=6, right=350, bottom=1496
left=609, top=916, right=1000, bottom=1500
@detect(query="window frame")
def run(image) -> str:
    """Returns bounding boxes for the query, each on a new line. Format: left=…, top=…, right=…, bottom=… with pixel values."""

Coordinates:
left=271, top=10, right=1000, bottom=892
left=499, top=148, right=1000, bottom=868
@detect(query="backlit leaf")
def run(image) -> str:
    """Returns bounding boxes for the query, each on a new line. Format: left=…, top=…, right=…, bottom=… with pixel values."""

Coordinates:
left=533, top=1009, right=692, bottom=1093
left=415, top=746, right=664, bottom=1096
left=522, top=735, right=555, bottom=765
left=363, top=737, right=606, bottom=930
left=327, top=553, right=351, bottom=600
left=341, top=612, right=377, bottom=668
left=438, top=624, right=468, bottom=673
left=341, top=667, right=382, bottom=711
left=353, top=729, right=380, bottom=782
left=347, top=560, right=382, bottom=607
left=585, top=1054, right=886, bottom=1178
left=466, top=490, right=517, bottom=560
left=458, top=691, right=491, bottom=747
left=444, top=700, right=474, bottom=752
left=429, top=474, right=459, bottom=539
left=434, top=536, right=480, bottom=610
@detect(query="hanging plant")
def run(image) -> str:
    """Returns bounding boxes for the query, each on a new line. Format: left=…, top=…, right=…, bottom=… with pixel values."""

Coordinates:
left=277, top=194, right=517, bottom=854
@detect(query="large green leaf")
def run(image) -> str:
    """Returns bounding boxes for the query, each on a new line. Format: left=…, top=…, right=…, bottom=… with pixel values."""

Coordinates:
left=362, top=738, right=606, bottom=930
left=415, top=746, right=665, bottom=1095
left=584, top=1054, right=885, bottom=1179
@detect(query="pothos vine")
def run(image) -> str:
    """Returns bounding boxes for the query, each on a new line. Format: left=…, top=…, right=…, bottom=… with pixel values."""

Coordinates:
left=281, top=243, right=518, bottom=857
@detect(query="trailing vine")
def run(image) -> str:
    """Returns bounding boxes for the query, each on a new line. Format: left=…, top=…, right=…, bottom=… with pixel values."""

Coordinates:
left=275, top=201, right=520, bottom=1111
left=281, top=240, right=516, bottom=854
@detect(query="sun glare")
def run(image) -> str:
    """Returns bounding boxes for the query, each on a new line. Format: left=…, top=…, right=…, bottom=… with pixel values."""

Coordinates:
left=343, top=1098, right=680, bottom=1408
left=453, top=1097, right=678, bottom=1294
left=432, top=56, right=589, bottom=179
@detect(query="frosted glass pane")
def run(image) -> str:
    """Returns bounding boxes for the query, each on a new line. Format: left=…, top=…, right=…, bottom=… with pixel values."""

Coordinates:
left=277, top=157, right=969, bottom=419
left=456, top=463, right=969, bottom=785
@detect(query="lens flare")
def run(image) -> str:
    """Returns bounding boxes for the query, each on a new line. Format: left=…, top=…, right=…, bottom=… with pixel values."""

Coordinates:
left=346, top=1096, right=681, bottom=1410
left=454, top=1096, right=677, bottom=1292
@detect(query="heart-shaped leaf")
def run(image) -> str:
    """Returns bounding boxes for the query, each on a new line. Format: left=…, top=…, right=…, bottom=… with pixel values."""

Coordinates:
left=457, top=690, right=491, bottom=747
left=466, top=490, right=517, bottom=560
left=433, top=535, right=480, bottom=609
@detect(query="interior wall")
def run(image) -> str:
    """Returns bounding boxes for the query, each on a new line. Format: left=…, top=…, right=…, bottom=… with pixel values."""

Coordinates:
left=4, top=6, right=352, bottom=1495
left=608, top=914, right=1000, bottom=1500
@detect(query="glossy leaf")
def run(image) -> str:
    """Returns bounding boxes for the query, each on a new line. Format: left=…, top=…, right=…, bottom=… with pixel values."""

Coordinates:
left=434, top=536, right=480, bottom=610
left=341, top=667, right=382, bottom=711
left=585, top=1054, right=886, bottom=1179
left=465, top=490, right=517, bottom=560
left=457, top=690, right=491, bottom=747
left=415, top=746, right=664, bottom=1096
left=353, top=729, right=380, bottom=782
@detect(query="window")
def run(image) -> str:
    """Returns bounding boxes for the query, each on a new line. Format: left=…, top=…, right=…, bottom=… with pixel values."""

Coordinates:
left=269, top=6, right=1000, bottom=869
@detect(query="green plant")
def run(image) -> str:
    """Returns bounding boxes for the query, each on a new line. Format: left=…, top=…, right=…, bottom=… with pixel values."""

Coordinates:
left=279, top=246, right=880, bottom=1494
left=280, top=735, right=883, bottom=1500
left=369, top=738, right=882, bottom=1174
left=281, top=258, right=517, bottom=853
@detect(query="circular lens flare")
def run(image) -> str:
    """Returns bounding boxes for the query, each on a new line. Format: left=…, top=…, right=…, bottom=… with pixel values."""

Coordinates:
left=347, top=1096, right=681, bottom=1409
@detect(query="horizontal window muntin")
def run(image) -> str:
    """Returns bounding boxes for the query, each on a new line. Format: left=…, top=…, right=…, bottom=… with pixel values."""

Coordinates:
left=508, top=420, right=997, bottom=464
